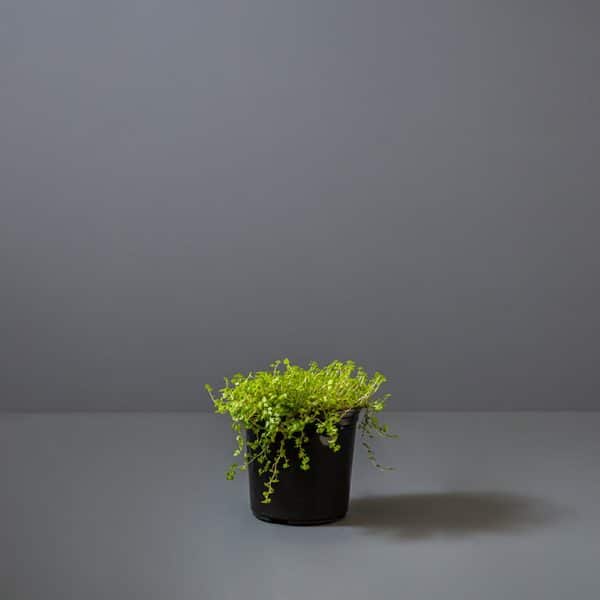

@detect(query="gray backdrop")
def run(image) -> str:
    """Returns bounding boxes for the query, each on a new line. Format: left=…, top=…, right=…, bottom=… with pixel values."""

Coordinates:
left=1, top=0, right=599, bottom=411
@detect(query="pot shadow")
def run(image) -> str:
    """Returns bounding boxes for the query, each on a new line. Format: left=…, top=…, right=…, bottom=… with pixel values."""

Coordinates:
left=337, top=492, right=569, bottom=539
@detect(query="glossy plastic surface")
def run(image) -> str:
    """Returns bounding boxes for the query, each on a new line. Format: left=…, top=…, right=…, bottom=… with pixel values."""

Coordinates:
left=247, top=410, right=359, bottom=525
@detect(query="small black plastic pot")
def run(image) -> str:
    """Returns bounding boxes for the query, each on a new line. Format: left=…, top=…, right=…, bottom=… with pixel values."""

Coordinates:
left=247, top=409, right=360, bottom=525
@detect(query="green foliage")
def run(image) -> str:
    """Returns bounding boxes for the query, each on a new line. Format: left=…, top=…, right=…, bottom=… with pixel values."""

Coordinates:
left=206, top=359, right=396, bottom=504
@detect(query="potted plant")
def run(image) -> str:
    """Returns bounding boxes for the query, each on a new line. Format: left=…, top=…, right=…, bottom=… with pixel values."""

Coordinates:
left=205, top=358, right=395, bottom=525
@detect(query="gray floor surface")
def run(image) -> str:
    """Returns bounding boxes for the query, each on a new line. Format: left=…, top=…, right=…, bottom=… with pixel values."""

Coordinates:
left=1, top=412, right=598, bottom=600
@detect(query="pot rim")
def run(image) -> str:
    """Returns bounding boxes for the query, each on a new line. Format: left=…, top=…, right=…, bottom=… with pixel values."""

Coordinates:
left=246, top=407, right=362, bottom=433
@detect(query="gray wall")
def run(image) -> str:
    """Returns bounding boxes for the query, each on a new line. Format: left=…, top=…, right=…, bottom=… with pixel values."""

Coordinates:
left=2, top=0, right=599, bottom=411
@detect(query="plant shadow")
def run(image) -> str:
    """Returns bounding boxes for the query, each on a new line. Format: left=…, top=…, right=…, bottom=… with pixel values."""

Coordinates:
left=337, top=492, right=569, bottom=539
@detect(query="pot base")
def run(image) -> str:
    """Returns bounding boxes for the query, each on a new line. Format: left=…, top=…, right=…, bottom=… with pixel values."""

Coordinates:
left=252, top=510, right=347, bottom=526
